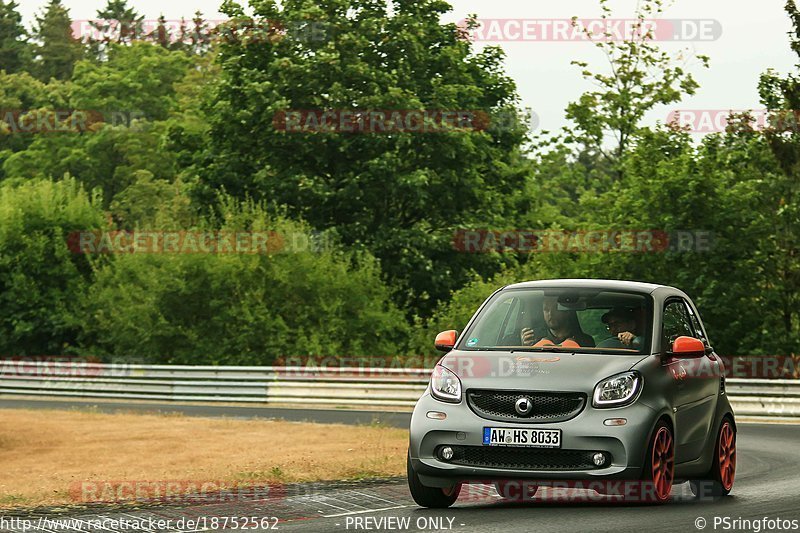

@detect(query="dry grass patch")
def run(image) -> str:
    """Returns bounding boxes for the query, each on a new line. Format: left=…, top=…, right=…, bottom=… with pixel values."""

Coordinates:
left=0, top=408, right=407, bottom=508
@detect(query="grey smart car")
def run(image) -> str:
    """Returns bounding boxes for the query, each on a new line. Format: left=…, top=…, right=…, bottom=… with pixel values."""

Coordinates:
left=408, top=279, right=736, bottom=507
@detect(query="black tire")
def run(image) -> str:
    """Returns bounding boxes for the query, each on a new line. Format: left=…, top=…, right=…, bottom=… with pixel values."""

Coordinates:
left=407, top=451, right=461, bottom=508
left=640, top=420, right=675, bottom=504
left=690, top=417, right=736, bottom=499
left=494, top=480, right=538, bottom=502
left=689, top=479, right=723, bottom=500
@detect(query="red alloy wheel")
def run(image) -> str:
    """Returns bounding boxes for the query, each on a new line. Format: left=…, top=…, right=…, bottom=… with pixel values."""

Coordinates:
left=718, top=421, right=736, bottom=491
left=651, top=426, right=675, bottom=502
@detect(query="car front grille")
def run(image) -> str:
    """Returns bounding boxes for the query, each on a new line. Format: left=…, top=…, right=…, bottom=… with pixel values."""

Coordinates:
left=446, top=446, right=607, bottom=471
left=467, top=389, right=586, bottom=423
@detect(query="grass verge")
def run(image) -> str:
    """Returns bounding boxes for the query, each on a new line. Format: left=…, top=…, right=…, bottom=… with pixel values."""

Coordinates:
left=0, top=407, right=407, bottom=508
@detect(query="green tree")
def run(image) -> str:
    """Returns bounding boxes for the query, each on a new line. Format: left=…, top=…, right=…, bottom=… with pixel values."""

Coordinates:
left=31, top=0, right=83, bottom=81
left=70, top=42, right=191, bottom=121
left=588, top=125, right=782, bottom=356
left=0, top=72, right=69, bottom=176
left=189, top=11, right=211, bottom=55
left=91, top=0, right=144, bottom=46
left=692, top=120, right=788, bottom=355
left=563, top=0, right=708, bottom=181
left=2, top=43, right=197, bottom=211
left=146, top=15, right=172, bottom=49
left=755, top=0, right=800, bottom=352
left=81, top=199, right=412, bottom=363
left=0, top=177, right=106, bottom=355
left=199, top=0, right=529, bottom=318
left=110, top=171, right=194, bottom=228
left=2, top=120, right=179, bottom=208
left=0, top=0, right=30, bottom=74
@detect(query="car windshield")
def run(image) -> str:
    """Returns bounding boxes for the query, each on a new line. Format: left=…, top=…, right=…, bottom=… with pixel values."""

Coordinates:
left=458, top=288, right=652, bottom=354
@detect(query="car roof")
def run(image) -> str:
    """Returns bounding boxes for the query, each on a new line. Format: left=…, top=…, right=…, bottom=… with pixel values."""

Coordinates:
left=503, top=279, right=669, bottom=294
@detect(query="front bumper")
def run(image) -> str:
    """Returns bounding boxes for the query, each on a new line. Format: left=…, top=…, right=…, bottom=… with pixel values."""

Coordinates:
left=409, top=389, right=660, bottom=488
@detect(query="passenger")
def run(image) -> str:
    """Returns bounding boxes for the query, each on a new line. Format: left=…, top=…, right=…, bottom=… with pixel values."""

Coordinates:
left=521, top=296, right=595, bottom=347
left=597, top=307, right=643, bottom=349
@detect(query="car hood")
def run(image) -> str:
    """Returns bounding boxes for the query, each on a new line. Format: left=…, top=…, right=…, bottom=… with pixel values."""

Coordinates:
left=439, top=350, right=650, bottom=394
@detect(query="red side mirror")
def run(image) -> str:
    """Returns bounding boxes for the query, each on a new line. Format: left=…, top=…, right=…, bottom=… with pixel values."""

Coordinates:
left=434, top=330, right=458, bottom=352
left=671, top=336, right=705, bottom=357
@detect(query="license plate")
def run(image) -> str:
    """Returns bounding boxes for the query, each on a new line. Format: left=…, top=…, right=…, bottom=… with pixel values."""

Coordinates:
left=482, top=427, right=562, bottom=448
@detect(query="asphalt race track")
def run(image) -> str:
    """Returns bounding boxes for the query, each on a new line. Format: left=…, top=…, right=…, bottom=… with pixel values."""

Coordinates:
left=1, top=400, right=799, bottom=533
left=275, top=423, right=800, bottom=533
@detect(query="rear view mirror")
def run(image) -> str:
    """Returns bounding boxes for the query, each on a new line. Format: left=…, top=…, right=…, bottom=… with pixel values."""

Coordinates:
left=557, top=294, right=587, bottom=311
left=671, top=336, right=705, bottom=357
left=434, top=330, right=458, bottom=352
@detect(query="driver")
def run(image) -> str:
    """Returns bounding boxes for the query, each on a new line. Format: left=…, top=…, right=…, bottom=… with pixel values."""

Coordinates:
left=520, top=296, right=595, bottom=347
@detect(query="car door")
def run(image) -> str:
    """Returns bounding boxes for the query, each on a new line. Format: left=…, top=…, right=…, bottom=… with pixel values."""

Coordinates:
left=661, top=298, right=719, bottom=463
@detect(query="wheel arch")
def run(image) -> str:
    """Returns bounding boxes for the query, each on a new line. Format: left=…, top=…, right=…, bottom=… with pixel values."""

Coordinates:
left=710, top=398, right=736, bottom=444
left=639, top=411, right=675, bottom=473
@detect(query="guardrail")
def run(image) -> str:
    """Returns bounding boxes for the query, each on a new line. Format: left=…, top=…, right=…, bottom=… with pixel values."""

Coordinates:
left=0, top=361, right=798, bottom=416
left=725, top=378, right=800, bottom=418
left=0, top=361, right=429, bottom=406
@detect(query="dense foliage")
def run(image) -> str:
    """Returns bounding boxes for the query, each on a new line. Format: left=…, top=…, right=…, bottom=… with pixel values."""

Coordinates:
left=0, top=0, right=798, bottom=362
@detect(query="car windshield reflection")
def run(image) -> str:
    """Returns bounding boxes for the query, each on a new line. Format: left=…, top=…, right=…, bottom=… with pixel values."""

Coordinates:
left=459, top=288, right=651, bottom=354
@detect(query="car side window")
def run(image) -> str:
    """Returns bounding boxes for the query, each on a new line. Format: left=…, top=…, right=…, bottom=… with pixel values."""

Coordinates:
left=685, top=303, right=708, bottom=345
left=662, top=299, right=695, bottom=351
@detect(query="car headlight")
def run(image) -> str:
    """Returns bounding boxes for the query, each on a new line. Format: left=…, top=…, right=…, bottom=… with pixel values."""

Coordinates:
left=593, top=371, right=642, bottom=408
left=430, top=364, right=462, bottom=403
